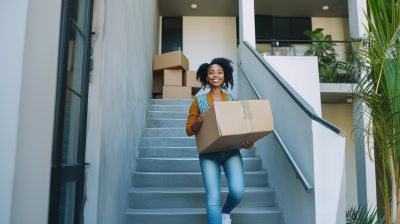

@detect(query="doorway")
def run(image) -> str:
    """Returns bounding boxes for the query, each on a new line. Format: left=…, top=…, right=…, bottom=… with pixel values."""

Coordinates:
left=48, top=0, right=93, bottom=223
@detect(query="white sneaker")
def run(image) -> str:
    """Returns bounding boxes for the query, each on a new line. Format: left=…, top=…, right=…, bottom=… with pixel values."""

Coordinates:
left=222, top=213, right=232, bottom=224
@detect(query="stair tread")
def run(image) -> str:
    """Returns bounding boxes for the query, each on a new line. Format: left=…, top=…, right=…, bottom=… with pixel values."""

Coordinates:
left=126, top=207, right=282, bottom=215
left=129, top=186, right=274, bottom=193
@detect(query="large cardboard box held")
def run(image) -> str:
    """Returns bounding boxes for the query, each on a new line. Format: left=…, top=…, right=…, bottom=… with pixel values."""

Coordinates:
left=195, top=100, right=274, bottom=154
left=162, top=86, right=192, bottom=99
left=183, top=71, right=202, bottom=88
left=153, top=50, right=189, bottom=72
left=164, top=69, right=182, bottom=86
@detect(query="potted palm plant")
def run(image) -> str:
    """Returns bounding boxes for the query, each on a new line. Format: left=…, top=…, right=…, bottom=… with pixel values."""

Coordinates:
left=341, top=0, right=400, bottom=223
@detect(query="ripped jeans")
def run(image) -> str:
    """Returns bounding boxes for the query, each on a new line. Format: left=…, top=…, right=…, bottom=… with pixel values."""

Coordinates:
left=199, top=150, right=245, bottom=224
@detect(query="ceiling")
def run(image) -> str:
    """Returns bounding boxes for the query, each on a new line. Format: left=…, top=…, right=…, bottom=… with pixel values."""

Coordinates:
left=158, top=0, right=349, bottom=18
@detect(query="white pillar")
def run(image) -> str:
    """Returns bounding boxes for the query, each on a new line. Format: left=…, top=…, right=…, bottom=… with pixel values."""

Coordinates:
left=0, top=1, right=62, bottom=224
left=239, top=0, right=256, bottom=48
left=348, top=0, right=377, bottom=210
left=348, top=0, right=368, bottom=38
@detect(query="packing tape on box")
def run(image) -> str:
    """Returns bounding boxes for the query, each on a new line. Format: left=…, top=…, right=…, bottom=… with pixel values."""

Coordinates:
left=240, top=101, right=253, bottom=133
left=217, top=101, right=254, bottom=152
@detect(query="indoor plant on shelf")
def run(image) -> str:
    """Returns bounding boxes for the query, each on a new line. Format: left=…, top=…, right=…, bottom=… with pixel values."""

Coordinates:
left=303, top=28, right=340, bottom=83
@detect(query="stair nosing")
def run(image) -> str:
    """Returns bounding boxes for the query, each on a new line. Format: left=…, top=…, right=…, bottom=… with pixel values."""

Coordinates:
left=133, top=171, right=268, bottom=175
left=146, top=118, right=187, bottom=120
left=136, top=157, right=260, bottom=161
left=129, top=186, right=274, bottom=192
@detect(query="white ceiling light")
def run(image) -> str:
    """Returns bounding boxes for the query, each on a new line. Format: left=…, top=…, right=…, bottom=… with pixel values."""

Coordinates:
left=191, top=4, right=197, bottom=9
left=346, top=97, right=353, bottom=103
left=322, top=5, right=329, bottom=10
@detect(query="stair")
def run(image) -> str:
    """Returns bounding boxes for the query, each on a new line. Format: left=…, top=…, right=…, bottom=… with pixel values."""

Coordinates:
left=125, top=99, right=284, bottom=224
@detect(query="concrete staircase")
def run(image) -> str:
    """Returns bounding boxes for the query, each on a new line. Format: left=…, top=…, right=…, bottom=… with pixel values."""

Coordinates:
left=125, top=99, right=284, bottom=224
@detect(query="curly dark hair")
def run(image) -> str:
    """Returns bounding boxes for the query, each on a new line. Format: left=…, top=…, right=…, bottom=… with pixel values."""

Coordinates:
left=196, top=57, right=234, bottom=90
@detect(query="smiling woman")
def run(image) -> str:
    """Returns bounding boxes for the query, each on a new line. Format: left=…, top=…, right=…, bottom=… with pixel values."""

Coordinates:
left=185, top=57, right=254, bottom=224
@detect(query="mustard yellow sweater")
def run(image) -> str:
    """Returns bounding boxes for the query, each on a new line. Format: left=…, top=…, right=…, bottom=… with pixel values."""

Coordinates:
left=186, top=92, right=235, bottom=136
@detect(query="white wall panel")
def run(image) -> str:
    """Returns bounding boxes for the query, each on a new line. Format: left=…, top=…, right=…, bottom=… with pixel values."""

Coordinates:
left=264, top=56, right=322, bottom=117
left=85, top=0, right=159, bottom=223
left=182, top=17, right=238, bottom=98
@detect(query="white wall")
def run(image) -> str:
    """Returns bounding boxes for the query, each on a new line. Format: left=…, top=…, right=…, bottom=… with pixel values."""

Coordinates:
left=311, top=17, right=350, bottom=60
left=321, top=104, right=357, bottom=210
left=264, top=56, right=322, bottom=117
left=0, top=1, right=62, bottom=224
left=312, top=120, right=346, bottom=224
left=84, top=0, right=159, bottom=223
left=182, top=17, right=238, bottom=98
left=311, top=17, right=350, bottom=41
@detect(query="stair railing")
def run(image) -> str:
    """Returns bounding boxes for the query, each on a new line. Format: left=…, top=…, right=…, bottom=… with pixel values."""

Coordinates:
left=238, top=61, right=314, bottom=194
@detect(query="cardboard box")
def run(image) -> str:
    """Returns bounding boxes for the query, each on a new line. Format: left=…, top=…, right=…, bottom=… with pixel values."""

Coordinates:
left=162, top=86, right=192, bottom=99
left=153, top=74, right=163, bottom=93
left=164, top=69, right=182, bottom=86
left=195, top=100, right=274, bottom=154
left=191, top=95, right=197, bottom=99
left=155, top=94, right=162, bottom=99
left=183, top=71, right=202, bottom=88
left=153, top=50, right=189, bottom=72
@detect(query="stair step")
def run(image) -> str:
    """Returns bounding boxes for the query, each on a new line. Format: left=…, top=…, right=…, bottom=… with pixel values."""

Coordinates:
left=142, top=128, right=187, bottom=137
left=150, top=99, right=194, bottom=105
left=140, top=137, right=196, bottom=147
left=147, top=111, right=189, bottom=119
left=136, top=157, right=262, bottom=172
left=125, top=207, right=283, bottom=224
left=138, top=147, right=256, bottom=158
left=146, top=119, right=187, bottom=128
left=128, top=187, right=276, bottom=209
left=132, top=171, right=268, bottom=187
left=149, top=105, right=190, bottom=112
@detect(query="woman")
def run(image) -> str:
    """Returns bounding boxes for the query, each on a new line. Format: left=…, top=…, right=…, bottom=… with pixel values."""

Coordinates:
left=185, top=58, right=254, bottom=224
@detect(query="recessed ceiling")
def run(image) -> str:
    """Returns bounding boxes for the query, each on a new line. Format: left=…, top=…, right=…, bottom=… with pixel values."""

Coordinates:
left=158, top=0, right=348, bottom=17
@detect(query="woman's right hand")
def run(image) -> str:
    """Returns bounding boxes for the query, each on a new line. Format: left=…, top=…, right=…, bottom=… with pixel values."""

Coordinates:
left=197, top=109, right=208, bottom=123
left=190, top=109, right=208, bottom=133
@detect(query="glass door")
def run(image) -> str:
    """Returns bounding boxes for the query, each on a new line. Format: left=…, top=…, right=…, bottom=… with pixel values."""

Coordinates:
left=49, top=0, right=93, bottom=223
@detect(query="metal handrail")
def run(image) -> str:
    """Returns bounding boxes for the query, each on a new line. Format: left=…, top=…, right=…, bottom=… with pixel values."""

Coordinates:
left=256, top=39, right=350, bottom=43
left=237, top=62, right=314, bottom=194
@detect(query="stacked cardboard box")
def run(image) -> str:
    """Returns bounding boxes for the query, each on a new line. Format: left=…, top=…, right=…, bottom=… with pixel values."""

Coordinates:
left=153, top=50, right=201, bottom=99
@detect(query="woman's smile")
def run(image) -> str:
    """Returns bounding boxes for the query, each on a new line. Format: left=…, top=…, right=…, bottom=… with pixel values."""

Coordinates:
left=212, top=78, right=221, bottom=83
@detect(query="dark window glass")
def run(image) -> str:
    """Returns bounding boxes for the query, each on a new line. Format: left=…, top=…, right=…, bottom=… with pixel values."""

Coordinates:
left=162, top=17, right=182, bottom=53
left=255, top=15, right=272, bottom=39
left=273, top=18, right=291, bottom=38
left=291, top=18, right=311, bottom=39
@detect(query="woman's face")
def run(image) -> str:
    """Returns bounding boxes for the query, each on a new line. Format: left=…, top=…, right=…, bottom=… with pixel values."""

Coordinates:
left=206, top=64, right=225, bottom=88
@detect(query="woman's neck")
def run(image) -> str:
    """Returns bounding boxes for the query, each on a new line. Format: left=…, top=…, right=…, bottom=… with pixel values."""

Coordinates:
left=210, top=87, right=222, bottom=97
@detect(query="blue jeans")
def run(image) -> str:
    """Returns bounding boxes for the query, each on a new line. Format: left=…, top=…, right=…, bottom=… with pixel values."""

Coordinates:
left=199, top=150, right=245, bottom=224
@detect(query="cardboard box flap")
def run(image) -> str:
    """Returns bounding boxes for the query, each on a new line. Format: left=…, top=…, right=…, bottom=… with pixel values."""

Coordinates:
left=214, top=100, right=274, bottom=136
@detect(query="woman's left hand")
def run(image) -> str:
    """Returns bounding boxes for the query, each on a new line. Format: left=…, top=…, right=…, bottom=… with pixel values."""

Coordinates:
left=241, top=141, right=254, bottom=150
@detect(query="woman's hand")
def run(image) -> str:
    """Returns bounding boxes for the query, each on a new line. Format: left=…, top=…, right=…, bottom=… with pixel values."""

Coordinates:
left=241, top=141, right=254, bottom=150
left=190, top=109, right=209, bottom=133
left=197, top=109, right=208, bottom=123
